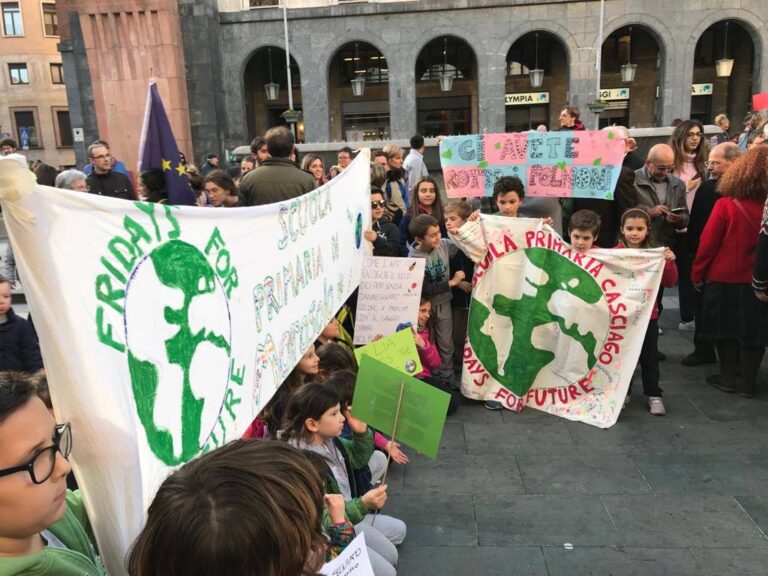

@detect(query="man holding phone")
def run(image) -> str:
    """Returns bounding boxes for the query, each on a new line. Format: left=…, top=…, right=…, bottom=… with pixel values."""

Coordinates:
left=633, top=143, right=689, bottom=249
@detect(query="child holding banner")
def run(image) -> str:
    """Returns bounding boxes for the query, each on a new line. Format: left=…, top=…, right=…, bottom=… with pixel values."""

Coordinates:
left=282, top=384, right=405, bottom=576
left=616, top=208, right=678, bottom=415
left=408, top=214, right=465, bottom=386
left=444, top=200, right=476, bottom=375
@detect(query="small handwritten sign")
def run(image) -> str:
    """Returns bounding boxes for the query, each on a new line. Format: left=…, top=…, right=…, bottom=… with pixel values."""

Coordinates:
left=319, top=533, right=374, bottom=576
left=354, top=256, right=425, bottom=344
left=354, top=328, right=423, bottom=375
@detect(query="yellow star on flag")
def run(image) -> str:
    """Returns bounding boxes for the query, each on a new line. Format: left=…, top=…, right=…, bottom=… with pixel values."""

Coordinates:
left=162, top=158, right=171, bottom=171
left=176, top=163, right=186, bottom=176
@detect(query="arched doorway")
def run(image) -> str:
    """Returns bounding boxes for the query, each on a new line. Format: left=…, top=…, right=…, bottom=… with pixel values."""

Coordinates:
left=328, top=41, right=390, bottom=141
left=600, top=25, right=663, bottom=128
left=691, top=20, right=755, bottom=126
left=415, top=36, right=478, bottom=137
left=505, top=31, right=569, bottom=131
left=244, top=47, right=302, bottom=142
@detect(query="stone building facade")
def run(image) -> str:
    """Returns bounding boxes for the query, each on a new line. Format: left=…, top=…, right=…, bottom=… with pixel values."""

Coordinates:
left=0, top=0, right=75, bottom=168
left=59, top=0, right=767, bottom=165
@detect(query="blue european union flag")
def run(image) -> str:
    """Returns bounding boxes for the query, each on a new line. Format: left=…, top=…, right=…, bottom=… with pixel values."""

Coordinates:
left=138, top=82, right=196, bottom=205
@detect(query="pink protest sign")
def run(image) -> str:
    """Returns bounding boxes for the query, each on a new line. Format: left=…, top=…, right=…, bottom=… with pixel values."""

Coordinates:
left=439, top=131, right=625, bottom=200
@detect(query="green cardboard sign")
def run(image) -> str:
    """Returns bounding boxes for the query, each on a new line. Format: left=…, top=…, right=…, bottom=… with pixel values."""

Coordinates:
left=353, top=329, right=423, bottom=375
left=352, top=356, right=450, bottom=459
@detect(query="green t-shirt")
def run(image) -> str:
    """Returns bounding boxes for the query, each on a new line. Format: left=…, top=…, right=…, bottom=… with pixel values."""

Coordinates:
left=0, top=490, right=106, bottom=576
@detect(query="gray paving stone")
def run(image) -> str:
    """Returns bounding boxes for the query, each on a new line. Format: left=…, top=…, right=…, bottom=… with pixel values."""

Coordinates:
left=464, top=421, right=576, bottom=455
left=517, top=453, right=652, bottom=495
left=673, top=421, right=768, bottom=455
left=475, top=494, right=620, bottom=547
left=634, top=455, right=768, bottom=495
left=694, top=547, right=768, bottom=576
left=449, top=396, right=504, bottom=424
left=379, top=494, right=476, bottom=546
left=543, top=546, right=702, bottom=576
left=565, top=420, right=689, bottom=455
left=601, top=495, right=766, bottom=548
left=735, top=495, right=768, bottom=534
left=398, top=546, right=548, bottom=576
left=501, top=405, right=557, bottom=423
left=684, top=387, right=768, bottom=422
left=402, top=454, right=524, bottom=495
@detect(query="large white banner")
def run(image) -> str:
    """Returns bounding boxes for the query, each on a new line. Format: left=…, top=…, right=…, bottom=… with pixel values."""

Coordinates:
left=451, top=215, right=666, bottom=428
left=0, top=151, right=371, bottom=574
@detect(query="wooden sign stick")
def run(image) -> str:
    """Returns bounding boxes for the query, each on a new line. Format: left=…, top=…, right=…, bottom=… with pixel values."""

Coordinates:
left=372, top=379, right=405, bottom=527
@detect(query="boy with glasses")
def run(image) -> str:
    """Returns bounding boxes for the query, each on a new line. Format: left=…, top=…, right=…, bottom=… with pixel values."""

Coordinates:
left=0, top=372, right=105, bottom=574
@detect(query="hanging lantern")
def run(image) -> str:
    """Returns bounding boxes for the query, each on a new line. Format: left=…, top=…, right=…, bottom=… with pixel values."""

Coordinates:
left=439, top=37, right=454, bottom=92
left=264, top=48, right=280, bottom=101
left=621, top=27, right=637, bottom=83
left=716, top=22, right=734, bottom=78
left=351, top=42, right=366, bottom=96
left=529, top=32, right=545, bottom=88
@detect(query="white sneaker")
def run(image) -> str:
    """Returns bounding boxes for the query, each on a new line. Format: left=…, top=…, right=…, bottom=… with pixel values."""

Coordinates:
left=648, top=397, right=666, bottom=416
left=658, top=327, right=664, bottom=335
left=678, top=320, right=696, bottom=332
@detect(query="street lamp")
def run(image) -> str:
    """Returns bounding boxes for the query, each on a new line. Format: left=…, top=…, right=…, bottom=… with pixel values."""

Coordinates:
left=264, top=47, right=280, bottom=101
left=439, top=37, right=454, bottom=92
left=281, top=2, right=296, bottom=136
left=716, top=21, right=734, bottom=78
left=351, top=42, right=366, bottom=96
left=529, top=32, right=545, bottom=88
left=620, top=27, right=637, bottom=83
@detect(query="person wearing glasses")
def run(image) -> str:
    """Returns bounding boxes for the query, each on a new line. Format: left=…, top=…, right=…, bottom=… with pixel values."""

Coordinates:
left=363, top=188, right=403, bottom=257
left=85, top=142, right=135, bottom=200
left=633, top=143, right=689, bottom=250
left=668, top=120, right=710, bottom=333
left=0, top=374, right=105, bottom=574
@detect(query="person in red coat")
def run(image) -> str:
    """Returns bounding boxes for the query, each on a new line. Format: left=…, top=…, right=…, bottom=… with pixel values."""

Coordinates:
left=691, top=146, right=768, bottom=397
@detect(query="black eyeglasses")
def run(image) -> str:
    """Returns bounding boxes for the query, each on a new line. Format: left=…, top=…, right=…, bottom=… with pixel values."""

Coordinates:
left=371, top=201, right=386, bottom=209
left=0, top=423, right=72, bottom=484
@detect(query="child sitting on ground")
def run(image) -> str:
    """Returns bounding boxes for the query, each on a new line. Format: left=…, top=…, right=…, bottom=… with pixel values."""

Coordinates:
left=127, top=441, right=328, bottom=576
left=0, top=372, right=105, bottom=575
left=242, top=343, right=319, bottom=439
left=282, top=383, right=405, bottom=576
left=408, top=214, right=465, bottom=385
left=413, top=296, right=460, bottom=415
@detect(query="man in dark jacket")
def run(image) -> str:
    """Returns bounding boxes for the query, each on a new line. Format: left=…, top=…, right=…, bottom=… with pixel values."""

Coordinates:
left=238, top=127, right=316, bottom=207
left=0, top=279, right=42, bottom=372
left=85, top=142, right=134, bottom=200
left=683, top=142, right=743, bottom=367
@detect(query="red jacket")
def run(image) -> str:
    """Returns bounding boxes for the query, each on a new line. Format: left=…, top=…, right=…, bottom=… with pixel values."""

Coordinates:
left=614, top=244, right=678, bottom=320
left=415, top=325, right=441, bottom=378
left=692, top=197, right=763, bottom=284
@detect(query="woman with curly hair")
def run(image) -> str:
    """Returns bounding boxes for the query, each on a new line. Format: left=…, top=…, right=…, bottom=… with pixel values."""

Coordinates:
left=692, top=146, right=768, bottom=397
left=669, top=119, right=710, bottom=331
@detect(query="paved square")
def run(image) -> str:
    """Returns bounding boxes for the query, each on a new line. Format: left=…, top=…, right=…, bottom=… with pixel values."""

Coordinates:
left=391, top=306, right=768, bottom=575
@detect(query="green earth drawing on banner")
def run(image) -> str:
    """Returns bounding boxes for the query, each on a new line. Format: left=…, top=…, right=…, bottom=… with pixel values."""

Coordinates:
left=468, top=247, right=604, bottom=397
left=125, top=240, right=231, bottom=466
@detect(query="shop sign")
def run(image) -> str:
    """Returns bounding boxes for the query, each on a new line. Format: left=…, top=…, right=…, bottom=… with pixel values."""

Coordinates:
left=598, top=88, right=630, bottom=101
left=692, top=83, right=714, bottom=96
left=505, top=92, right=550, bottom=106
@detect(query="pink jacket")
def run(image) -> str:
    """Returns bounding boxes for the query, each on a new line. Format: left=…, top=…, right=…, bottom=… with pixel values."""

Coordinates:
left=614, top=244, right=678, bottom=320
left=415, top=325, right=441, bottom=378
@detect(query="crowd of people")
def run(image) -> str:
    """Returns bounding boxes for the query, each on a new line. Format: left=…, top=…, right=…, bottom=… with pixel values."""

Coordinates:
left=1, top=105, right=768, bottom=575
